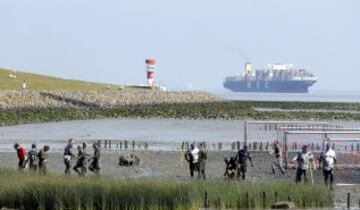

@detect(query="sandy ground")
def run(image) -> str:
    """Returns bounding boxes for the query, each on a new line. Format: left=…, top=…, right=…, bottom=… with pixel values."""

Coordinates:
left=1, top=151, right=360, bottom=208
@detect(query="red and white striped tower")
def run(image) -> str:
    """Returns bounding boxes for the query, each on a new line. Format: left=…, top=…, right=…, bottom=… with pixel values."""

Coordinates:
left=145, top=58, right=156, bottom=86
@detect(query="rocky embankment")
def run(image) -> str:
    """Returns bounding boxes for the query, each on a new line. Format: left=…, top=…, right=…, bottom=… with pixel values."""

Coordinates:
left=0, top=90, right=223, bottom=110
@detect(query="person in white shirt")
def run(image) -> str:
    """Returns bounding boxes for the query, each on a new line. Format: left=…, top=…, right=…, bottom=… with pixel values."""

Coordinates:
left=185, top=143, right=200, bottom=178
left=291, top=145, right=315, bottom=183
left=319, top=142, right=337, bottom=190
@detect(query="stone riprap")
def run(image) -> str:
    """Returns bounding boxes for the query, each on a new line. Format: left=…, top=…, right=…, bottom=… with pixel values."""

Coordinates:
left=0, top=90, right=223, bottom=110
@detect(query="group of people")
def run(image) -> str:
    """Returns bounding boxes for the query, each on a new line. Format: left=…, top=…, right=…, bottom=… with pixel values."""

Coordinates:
left=185, top=140, right=337, bottom=189
left=13, top=138, right=101, bottom=176
left=184, top=143, right=207, bottom=179
left=14, top=138, right=338, bottom=189
left=13, top=143, right=49, bottom=173
left=291, top=142, right=337, bottom=189
left=63, top=138, right=101, bottom=176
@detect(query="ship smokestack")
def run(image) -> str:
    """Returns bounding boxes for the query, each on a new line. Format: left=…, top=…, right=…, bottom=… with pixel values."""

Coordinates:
left=145, top=58, right=156, bottom=86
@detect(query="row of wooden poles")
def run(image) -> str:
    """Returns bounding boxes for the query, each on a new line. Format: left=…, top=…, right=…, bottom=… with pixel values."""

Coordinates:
left=97, top=139, right=360, bottom=152
left=97, top=140, right=149, bottom=150
left=203, top=190, right=359, bottom=209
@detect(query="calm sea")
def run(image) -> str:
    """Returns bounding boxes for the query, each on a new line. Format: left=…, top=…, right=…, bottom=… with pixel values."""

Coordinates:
left=217, top=90, right=360, bottom=103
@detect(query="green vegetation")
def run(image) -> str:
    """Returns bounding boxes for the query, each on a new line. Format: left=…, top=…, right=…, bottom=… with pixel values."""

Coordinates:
left=0, top=169, right=333, bottom=210
left=1, top=101, right=360, bottom=126
left=0, top=68, right=135, bottom=91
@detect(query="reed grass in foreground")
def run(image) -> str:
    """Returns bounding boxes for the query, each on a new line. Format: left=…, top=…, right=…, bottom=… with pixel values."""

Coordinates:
left=0, top=169, right=333, bottom=210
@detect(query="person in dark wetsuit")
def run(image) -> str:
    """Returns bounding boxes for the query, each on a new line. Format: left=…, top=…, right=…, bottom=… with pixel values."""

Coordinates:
left=64, top=138, right=75, bottom=175
left=224, top=155, right=237, bottom=178
left=73, top=144, right=88, bottom=176
left=236, top=145, right=254, bottom=180
left=197, top=144, right=207, bottom=180
left=81, top=142, right=88, bottom=174
left=88, top=143, right=101, bottom=175
left=26, top=143, right=38, bottom=171
left=38, top=145, right=49, bottom=174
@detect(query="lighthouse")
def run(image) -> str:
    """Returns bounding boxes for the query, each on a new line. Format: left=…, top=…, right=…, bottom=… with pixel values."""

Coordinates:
left=145, top=58, right=156, bottom=86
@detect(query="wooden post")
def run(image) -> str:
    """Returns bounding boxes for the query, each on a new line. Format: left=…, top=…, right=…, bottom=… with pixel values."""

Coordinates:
left=217, top=197, right=221, bottom=210
left=104, top=140, right=108, bottom=149
left=109, top=140, right=111, bottom=149
left=132, top=140, right=135, bottom=150
left=125, top=140, right=128, bottom=149
left=204, top=190, right=208, bottom=208
left=120, top=141, right=122, bottom=149
left=246, top=192, right=249, bottom=209
left=244, top=121, right=248, bottom=145
left=275, top=191, right=278, bottom=203
left=262, top=191, right=266, bottom=208
left=237, top=141, right=240, bottom=150
left=237, top=197, right=241, bottom=210
left=266, top=142, right=269, bottom=150
left=145, top=142, right=148, bottom=150
left=347, top=193, right=350, bottom=209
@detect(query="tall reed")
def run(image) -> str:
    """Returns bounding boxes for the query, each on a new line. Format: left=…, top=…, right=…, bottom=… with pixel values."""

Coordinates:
left=0, top=169, right=333, bottom=210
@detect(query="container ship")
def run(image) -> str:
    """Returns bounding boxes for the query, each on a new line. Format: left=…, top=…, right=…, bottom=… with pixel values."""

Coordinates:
left=223, top=63, right=317, bottom=93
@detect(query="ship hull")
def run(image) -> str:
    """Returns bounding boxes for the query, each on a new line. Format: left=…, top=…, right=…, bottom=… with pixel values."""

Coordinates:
left=223, top=80, right=316, bottom=93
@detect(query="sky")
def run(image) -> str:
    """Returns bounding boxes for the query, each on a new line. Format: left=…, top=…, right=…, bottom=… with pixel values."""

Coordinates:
left=0, top=0, right=359, bottom=92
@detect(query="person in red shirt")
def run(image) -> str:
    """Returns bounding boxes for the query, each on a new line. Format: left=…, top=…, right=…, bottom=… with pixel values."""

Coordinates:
left=13, top=143, right=27, bottom=170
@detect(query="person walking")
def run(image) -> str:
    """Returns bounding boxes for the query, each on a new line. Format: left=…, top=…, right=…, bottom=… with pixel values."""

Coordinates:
left=64, top=138, right=75, bottom=175
left=38, top=145, right=50, bottom=174
left=13, top=143, right=27, bottom=170
left=236, top=145, right=254, bottom=180
left=88, top=143, right=101, bottom=175
left=184, top=143, right=200, bottom=178
left=81, top=142, right=88, bottom=174
left=26, top=143, right=38, bottom=171
left=291, top=145, right=315, bottom=183
left=198, top=143, right=207, bottom=180
left=269, top=140, right=285, bottom=175
left=73, top=144, right=88, bottom=176
left=319, top=142, right=337, bottom=190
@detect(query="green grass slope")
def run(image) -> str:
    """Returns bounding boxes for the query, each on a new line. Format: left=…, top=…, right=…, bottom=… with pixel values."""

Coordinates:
left=0, top=67, right=122, bottom=91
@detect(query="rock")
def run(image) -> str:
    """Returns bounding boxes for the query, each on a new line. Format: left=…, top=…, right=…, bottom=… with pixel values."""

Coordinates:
left=271, top=201, right=296, bottom=209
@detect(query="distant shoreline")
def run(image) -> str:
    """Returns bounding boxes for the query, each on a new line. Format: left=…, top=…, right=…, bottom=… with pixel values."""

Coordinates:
left=0, top=90, right=360, bottom=126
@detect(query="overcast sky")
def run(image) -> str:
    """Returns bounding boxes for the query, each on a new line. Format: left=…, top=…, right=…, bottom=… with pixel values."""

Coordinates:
left=0, top=0, right=359, bottom=91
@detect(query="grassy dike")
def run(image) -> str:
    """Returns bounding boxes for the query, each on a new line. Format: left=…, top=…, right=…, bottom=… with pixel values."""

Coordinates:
left=1, top=101, right=360, bottom=126
left=0, top=169, right=332, bottom=210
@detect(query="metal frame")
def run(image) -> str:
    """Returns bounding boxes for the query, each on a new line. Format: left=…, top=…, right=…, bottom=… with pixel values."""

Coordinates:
left=283, top=130, right=360, bottom=168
